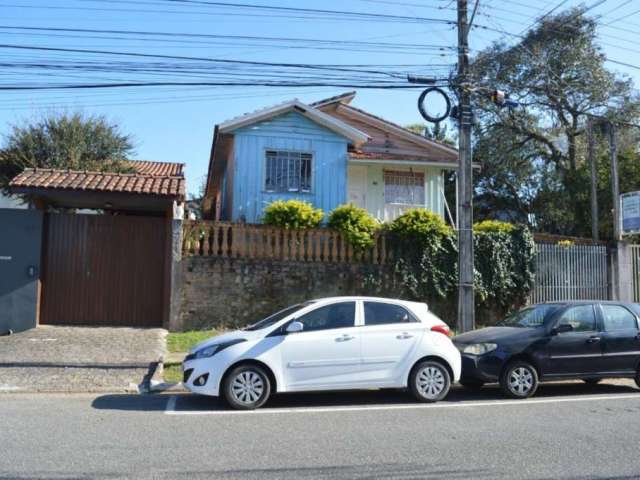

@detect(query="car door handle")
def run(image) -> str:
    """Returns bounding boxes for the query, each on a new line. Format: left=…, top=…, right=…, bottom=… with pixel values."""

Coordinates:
left=396, top=332, right=414, bottom=340
left=586, top=336, right=601, bottom=344
left=335, top=334, right=355, bottom=342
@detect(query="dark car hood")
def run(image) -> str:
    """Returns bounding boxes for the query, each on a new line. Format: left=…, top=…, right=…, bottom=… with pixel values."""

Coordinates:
left=454, top=326, right=541, bottom=345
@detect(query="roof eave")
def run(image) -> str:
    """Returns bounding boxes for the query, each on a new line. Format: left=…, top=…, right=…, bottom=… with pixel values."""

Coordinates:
left=218, top=99, right=369, bottom=146
left=336, top=104, right=458, bottom=157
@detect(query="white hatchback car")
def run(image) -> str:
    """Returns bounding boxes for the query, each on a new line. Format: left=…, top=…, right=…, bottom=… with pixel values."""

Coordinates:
left=182, top=296, right=461, bottom=409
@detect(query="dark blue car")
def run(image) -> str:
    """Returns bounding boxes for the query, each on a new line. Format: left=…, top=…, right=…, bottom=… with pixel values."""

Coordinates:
left=453, top=301, right=640, bottom=398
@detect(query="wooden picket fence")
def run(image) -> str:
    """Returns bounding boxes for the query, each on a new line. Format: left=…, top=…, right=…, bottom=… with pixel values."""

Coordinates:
left=182, top=221, right=391, bottom=264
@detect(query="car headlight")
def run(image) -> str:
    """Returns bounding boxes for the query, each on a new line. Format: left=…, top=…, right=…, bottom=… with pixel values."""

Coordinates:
left=462, top=343, right=498, bottom=355
left=186, top=339, right=247, bottom=361
left=195, top=345, right=220, bottom=359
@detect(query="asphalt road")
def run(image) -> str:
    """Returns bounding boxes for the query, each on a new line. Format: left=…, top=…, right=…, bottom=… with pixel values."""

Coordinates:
left=2, top=382, right=640, bottom=480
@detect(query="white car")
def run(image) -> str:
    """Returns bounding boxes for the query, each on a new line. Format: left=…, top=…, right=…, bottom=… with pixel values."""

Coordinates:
left=182, top=296, right=461, bottom=409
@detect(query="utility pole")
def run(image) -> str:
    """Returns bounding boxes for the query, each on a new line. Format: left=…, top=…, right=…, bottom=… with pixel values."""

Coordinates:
left=457, top=0, right=475, bottom=333
left=587, top=119, right=598, bottom=240
left=609, top=122, right=620, bottom=241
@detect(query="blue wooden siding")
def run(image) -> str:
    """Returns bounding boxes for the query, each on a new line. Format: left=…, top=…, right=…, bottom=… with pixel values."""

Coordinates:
left=228, top=111, right=349, bottom=223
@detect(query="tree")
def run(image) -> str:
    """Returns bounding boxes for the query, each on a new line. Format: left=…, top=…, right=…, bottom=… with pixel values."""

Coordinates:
left=471, top=10, right=640, bottom=236
left=404, top=122, right=457, bottom=146
left=0, top=112, right=135, bottom=191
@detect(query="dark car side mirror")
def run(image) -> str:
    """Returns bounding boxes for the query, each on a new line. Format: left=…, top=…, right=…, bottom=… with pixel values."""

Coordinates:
left=551, top=324, right=574, bottom=336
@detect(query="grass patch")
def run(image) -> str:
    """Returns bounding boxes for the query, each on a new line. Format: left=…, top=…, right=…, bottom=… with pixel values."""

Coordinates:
left=166, top=330, right=220, bottom=353
left=163, top=363, right=182, bottom=384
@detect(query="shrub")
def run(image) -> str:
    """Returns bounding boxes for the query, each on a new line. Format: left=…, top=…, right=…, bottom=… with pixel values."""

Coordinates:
left=473, top=219, right=515, bottom=234
left=328, top=204, right=379, bottom=250
left=557, top=239, right=574, bottom=248
left=383, top=210, right=535, bottom=325
left=262, top=199, right=324, bottom=229
left=388, top=208, right=452, bottom=238
left=388, top=209, right=457, bottom=299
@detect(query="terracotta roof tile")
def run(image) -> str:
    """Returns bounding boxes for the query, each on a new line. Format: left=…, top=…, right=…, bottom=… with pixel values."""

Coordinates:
left=9, top=160, right=185, bottom=200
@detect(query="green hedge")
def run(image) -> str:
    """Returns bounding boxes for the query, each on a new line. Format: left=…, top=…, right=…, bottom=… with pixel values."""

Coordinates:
left=388, top=209, right=535, bottom=323
left=328, top=204, right=380, bottom=251
left=262, top=199, right=324, bottom=229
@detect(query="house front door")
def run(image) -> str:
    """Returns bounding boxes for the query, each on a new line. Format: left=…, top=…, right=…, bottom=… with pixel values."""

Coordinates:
left=347, top=165, right=367, bottom=209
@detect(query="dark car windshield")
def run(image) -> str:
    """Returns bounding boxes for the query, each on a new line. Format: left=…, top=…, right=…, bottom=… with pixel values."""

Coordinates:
left=498, top=304, right=561, bottom=328
left=243, top=302, right=313, bottom=331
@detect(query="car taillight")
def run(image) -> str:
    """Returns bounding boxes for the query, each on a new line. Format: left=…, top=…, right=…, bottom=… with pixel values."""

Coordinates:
left=431, top=324, right=452, bottom=337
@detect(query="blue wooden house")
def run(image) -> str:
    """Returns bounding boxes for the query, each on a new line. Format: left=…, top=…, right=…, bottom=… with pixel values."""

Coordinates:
left=203, top=92, right=459, bottom=224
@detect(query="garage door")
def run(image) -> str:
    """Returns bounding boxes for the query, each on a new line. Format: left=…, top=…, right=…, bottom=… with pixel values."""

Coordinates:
left=40, top=212, right=167, bottom=327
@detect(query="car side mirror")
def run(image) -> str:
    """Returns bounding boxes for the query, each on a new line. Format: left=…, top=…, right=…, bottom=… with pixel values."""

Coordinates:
left=551, top=324, right=573, bottom=335
left=286, top=321, right=304, bottom=334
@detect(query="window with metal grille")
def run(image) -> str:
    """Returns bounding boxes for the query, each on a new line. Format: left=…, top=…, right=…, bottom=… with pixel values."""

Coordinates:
left=383, top=170, right=425, bottom=205
left=264, top=150, right=312, bottom=193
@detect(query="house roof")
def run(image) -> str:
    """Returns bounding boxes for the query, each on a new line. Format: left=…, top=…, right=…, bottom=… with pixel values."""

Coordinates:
left=129, top=160, right=183, bottom=177
left=10, top=160, right=185, bottom=200
left=313, top=91, right=458, bottom=161
left=340, top=103, right=458, bottom=156
left=217, top=98, right=369, bottom=146
left=310, top=91, right=357, bottom=108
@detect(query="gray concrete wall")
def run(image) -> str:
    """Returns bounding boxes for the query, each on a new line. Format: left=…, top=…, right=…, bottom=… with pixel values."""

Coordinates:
left=178, top=257, right=398, bottom=331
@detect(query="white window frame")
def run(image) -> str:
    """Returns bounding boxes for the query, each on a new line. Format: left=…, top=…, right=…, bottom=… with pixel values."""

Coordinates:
left=264, top=149, right=313, bottom=194
left=383, top=169, right=425, bottom=206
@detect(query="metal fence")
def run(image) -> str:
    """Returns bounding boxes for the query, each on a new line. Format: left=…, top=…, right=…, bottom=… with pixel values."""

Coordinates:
left=632, top=245, right=640, bottom=302
left=528, top=242, right=610, bottom=304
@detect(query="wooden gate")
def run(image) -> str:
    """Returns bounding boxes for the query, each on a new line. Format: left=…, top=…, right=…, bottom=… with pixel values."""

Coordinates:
left=40, top=213, right=167, bottom=327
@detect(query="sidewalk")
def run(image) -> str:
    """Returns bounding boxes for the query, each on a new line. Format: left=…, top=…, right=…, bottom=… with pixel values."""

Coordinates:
left=0, top=326, right=167, bottom=393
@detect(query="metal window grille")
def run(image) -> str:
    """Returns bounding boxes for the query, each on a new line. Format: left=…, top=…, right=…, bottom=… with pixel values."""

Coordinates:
left=383, top=170, right=425, bottom=205
left=265, top=150, right=312, bottom=193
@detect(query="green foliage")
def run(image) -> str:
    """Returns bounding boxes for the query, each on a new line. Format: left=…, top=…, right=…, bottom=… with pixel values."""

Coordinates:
left=473, top=225, right=536, bottom=313
left=557, top=239, right=574, bottom=248
left=389, top=209, right=458, bottom=299
left=262, top=199, right=324, bottom=229
left=166, top=330, right=221, bottom=353
left=471, top=10, right=640, bottom=237
left=327, top=204, right=379, bottom=250
left=389, top=208, right=453, bottom=238
left=0, top=111, right=135, bottom=191
left=388, top=211, right=535, bottom=324
left=473, top=220, right=516, bottom=234
left=403, top=123, right=457, bottom=146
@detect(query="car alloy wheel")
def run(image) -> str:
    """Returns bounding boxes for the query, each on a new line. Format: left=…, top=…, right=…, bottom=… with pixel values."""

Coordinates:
left=223, top=365, right=271, bottom=410
left=410, top=360, right=451, bottom=403
left=232, top=371, right=264, bottom=404
left=500, top=361, right=539, bottom=399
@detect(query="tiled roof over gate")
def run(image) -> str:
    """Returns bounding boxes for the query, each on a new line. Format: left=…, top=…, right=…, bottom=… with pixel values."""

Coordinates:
left=9, top=160, right=185, bottom=199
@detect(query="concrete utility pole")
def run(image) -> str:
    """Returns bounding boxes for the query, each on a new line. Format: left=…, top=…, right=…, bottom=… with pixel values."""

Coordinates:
left=587, top=119, right=599, bottom=240
left=457, top=0, right=475, bottom=333
left=609, top=122, right=620, bottom=241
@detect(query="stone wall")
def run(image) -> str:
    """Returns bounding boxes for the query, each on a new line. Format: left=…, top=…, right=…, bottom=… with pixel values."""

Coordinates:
left=178, top=257, right=400, bottom=331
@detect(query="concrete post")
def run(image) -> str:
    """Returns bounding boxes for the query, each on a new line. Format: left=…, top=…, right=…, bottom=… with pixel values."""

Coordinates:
left=612, top=241, right=633, bottom=302
left=166, top=201, right=184, bottom=331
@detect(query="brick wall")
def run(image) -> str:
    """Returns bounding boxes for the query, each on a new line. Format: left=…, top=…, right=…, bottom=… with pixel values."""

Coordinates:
left=178, top=257, right=399, bottom=331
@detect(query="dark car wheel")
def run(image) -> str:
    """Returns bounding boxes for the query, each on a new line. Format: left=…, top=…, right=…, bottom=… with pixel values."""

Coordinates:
left=500, top=361, right=539, bottom=399
left=409, top=360, right=451, bottom=403
left=223, top=364, right=271, bottom=410
left=635, top=370, right=640, bottom=389
left=460, top=379, right=484, bottom=390
left=582, top=378, right=601, bottom=385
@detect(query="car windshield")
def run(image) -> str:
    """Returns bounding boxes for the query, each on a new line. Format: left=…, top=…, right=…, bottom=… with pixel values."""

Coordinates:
left=498, top=304, right=561, bottom=328
left=243, top=302, right=313, bottom=331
